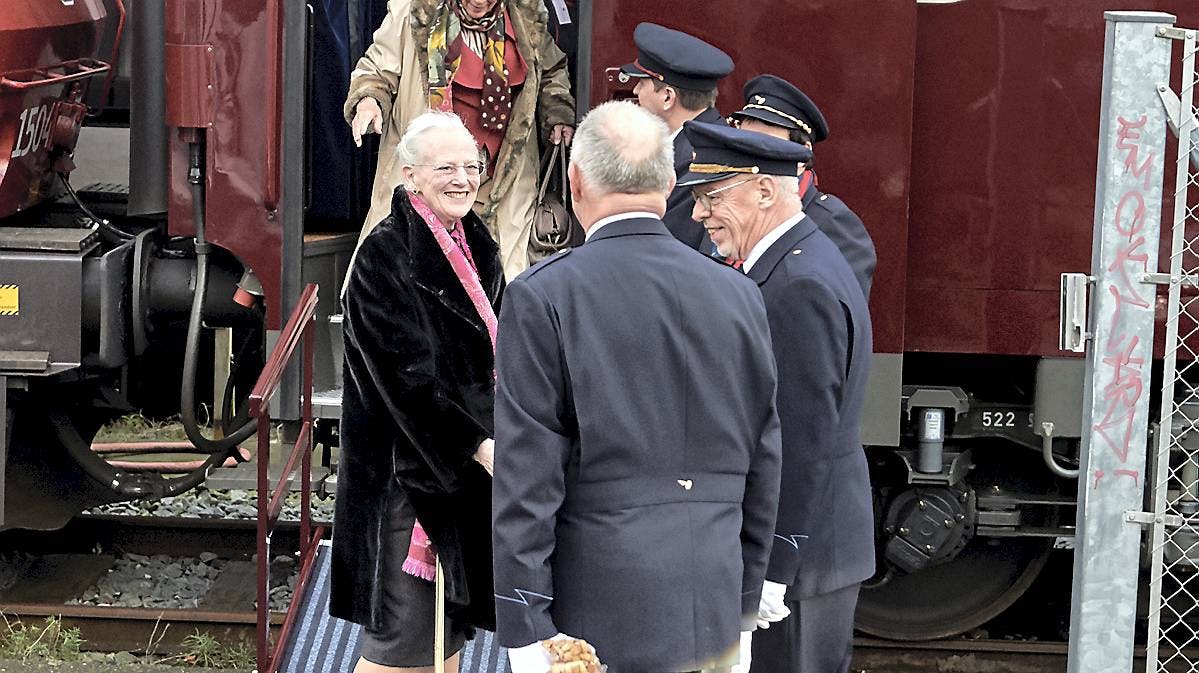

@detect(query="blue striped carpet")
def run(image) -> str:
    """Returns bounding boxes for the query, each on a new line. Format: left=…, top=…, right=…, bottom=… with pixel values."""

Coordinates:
left=278, top=540, right=510, bottom=673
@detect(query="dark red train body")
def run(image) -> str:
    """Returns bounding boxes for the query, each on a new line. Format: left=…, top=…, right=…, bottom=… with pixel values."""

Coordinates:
left=3, top=0, right=1197, bottom=642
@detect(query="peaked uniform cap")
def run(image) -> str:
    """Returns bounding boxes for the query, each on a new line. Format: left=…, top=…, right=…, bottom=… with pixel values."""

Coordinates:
left=619, top=23, right=734, bottom=91
left=732, top=74, right=829, bottom=142
left=678, top=120, right=813, bottom=187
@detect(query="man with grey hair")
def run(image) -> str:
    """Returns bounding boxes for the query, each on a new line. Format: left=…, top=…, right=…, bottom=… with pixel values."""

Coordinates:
left=681, top=120, right=873, bottom=673
left=492, top=100, right=783, bottom=673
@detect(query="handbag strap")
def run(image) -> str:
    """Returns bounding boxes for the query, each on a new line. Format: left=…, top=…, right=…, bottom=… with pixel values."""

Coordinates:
left=538, top=142, right=561, bottom=204
left=558, top=141, right=568, bottom=204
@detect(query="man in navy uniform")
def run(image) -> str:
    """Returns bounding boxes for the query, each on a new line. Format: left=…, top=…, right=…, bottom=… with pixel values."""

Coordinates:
left=493, top=101, right=782, bottom=673
left=730, top=74, right=876, bottom=299
left=681, top=121, right=874, bottom=673
left=620, top=23, right=733, bottom=252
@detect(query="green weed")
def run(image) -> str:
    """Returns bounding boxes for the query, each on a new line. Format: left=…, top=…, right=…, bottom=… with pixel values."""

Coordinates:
left=0, top=615, right=84, bottom=662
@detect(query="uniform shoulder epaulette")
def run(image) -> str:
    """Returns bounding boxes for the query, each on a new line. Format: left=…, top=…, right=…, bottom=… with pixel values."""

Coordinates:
left=524, top=247, right=573, bottom=277
left=810, top=191, right=849, bottom=212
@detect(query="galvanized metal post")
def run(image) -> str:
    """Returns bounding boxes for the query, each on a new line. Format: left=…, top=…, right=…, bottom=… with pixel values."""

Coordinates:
left=1067, top=11, right=1175, bottom=673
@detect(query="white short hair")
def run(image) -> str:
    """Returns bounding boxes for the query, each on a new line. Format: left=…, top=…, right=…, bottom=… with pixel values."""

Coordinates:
left=570, top=101, right=674, bottom=195
left=774, top=175, right=800, bottom=194
left=396, top=110, right=479, bottom=188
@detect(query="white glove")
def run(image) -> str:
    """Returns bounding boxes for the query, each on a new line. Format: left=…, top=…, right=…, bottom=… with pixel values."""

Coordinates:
left=730, top=630, right=753, bottom=673
left=757, top=580, right=791, bottom=629
left=507, top=633, right=569, bottom=673
left=473, top=438, right=495, bottom=476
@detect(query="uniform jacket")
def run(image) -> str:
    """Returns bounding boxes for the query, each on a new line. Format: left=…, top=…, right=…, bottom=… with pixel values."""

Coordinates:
left=332, top=188, right=504, bottom=631
left=492, top=217, right=783, bottom=673
left=802, top=180, right=876, bottom=300
left=664, top=107, right=725, bottom=250
left=344, top=0, right=575, bottom=281
left=746, top=214, right=876, bottom=599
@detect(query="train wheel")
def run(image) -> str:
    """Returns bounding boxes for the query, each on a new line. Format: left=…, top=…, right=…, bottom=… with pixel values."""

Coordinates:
left=854, top=535, right=1053, bottom=640
left=4, top=394, right=123, bottom=531
left=4, top=385, right=229, bottom=531
left=856, top=446, right=1062, bottom=640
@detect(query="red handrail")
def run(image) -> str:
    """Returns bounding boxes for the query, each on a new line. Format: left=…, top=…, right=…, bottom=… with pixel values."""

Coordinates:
left=0, top=59, right=111, bottom=91
left=249, top=284, right=319, bottom=415
left=249, top=282, right=321, bottom=673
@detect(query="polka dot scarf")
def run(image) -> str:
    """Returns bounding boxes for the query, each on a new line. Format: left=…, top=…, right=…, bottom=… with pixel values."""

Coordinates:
left=427, top=1, right=513, bottom=132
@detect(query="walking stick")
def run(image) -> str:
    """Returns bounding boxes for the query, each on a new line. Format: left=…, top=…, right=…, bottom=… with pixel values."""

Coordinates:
left=435, top=558, right=445, bottom=673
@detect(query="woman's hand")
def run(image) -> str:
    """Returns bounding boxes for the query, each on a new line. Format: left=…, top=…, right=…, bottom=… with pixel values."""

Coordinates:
left=473, top=438, right=495, bottom=476
left=550, top=124, right=574, bottom=147
left=352, top=97, right=385, bottom=147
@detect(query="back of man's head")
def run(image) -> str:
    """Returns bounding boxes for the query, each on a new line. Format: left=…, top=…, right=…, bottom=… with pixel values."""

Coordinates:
left=571, top=101, right=674, bottom=196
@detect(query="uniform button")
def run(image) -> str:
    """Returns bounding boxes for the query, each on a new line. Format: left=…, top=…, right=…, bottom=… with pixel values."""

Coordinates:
left=677, top=479, right=693, bottom=490
left=819, top=195, right=828, bottom=201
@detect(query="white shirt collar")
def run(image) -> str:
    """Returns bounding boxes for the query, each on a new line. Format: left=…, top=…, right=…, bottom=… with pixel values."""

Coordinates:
left=669, top=125, right=683, bottom=142
left=585, top=211, right=659, bottom=241
left=741, top=211, right=806, bottom=273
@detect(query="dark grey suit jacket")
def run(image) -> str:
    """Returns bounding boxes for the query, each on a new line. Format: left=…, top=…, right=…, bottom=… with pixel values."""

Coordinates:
left=664, top=107, right=725, bottom=250
left=493, top=217, right=782, bottom=673
left=746, top=215, right=876, bottom=599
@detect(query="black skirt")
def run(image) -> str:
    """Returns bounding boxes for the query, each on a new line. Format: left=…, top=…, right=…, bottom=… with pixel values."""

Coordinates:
left=359, top=485, right=470, bottom=667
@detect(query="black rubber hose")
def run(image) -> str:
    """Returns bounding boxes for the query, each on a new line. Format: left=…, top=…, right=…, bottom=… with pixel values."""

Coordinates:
left=59, top=173, right=140, bottom=239
left=180, top=139, right=258, bottom=454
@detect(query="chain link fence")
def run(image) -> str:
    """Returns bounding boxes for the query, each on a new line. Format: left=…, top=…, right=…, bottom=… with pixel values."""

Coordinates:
left=1147, top=26, right=1199, bottom=673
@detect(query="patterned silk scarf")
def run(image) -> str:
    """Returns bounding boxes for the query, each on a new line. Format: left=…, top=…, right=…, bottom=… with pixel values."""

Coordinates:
left=427, top=0, right=510, bottom=132
left=401, top=192, right=498, bottom=583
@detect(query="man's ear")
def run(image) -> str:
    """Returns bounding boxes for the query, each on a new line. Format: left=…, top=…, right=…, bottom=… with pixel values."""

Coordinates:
left=757, top=176, right=779, bottom=209
left=661, top=86, right=675, bottom=112
left=568, top=162, right=585, bottom=203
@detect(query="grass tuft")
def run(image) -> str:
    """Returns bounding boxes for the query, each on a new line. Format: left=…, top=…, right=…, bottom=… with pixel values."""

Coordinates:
left=0, top=615, right=84, bottom=662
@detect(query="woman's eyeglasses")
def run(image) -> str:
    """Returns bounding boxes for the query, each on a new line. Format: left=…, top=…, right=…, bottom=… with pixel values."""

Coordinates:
left=416, top=162, right=486, bottom=177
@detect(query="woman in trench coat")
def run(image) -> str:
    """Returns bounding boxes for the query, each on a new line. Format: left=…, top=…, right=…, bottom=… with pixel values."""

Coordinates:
left=345, top=0, right=575, bottom=281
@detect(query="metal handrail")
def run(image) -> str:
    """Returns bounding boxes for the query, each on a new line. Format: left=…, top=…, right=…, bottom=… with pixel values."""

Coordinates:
left=248, top=282, right=321, bottom=673
left=0, top=59, right=111, bottom=91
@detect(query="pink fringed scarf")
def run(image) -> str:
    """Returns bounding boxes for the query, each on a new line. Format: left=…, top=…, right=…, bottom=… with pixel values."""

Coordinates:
left=400, top=192, right=498, bottom=582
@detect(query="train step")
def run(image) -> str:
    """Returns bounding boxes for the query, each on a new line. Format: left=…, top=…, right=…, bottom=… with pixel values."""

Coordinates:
left=277, top=539, right=511, bottom=673
left=312, top=387, right=343, bottom=419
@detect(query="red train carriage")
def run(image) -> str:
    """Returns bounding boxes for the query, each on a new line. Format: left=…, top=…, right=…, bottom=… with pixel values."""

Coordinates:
left=3, top=0, right=1197, bottom=641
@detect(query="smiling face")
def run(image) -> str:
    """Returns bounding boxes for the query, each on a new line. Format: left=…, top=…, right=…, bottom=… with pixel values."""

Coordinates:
left=691, top=176, right=761, bottom=260
left=402, top=127, right=481, bottom=225
left=460, top=0, right=500, bottom=19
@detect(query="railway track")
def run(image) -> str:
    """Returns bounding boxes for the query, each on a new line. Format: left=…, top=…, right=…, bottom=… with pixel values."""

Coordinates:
left=0, top=514, right=1176, bottom=672
left=0, top=515, right=307, bottom=653
left=853, top=637, right=1067, bottom=673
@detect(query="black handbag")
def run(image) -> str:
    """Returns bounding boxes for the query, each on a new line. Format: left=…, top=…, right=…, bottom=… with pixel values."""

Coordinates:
left=528, top=142, right=583, bottom=262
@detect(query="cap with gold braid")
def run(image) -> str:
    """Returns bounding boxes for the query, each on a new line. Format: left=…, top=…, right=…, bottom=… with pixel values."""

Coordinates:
left=731, top=74, right=829, bottom=143
left=677, top=120, right=813, bottom=187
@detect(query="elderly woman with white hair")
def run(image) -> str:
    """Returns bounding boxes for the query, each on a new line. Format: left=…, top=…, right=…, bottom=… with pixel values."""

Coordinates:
left=332, top=110, right=501, bottom=673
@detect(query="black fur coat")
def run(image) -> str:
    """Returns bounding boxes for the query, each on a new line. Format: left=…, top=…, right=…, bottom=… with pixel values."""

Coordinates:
left=331, top=188, right=503, bottom=632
